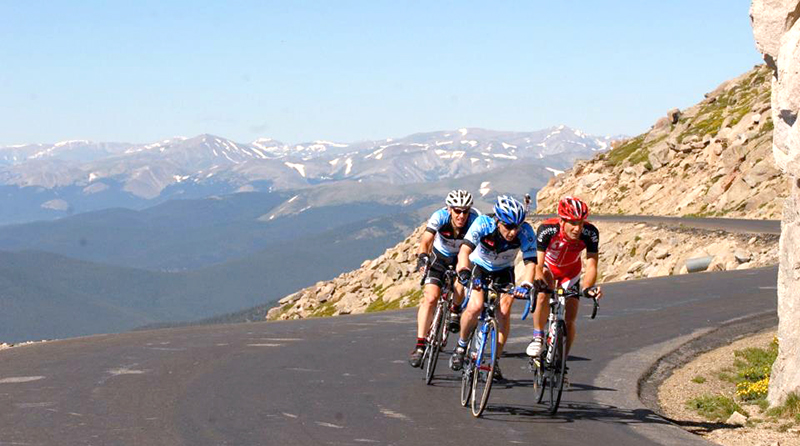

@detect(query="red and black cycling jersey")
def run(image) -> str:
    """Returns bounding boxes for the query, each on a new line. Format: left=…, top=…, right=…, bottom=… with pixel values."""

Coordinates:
left=536, top=217, right=599, bottom=278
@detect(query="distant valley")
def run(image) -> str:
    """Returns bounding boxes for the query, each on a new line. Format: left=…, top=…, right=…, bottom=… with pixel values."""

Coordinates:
left=0, top=126, right=616, bottom=342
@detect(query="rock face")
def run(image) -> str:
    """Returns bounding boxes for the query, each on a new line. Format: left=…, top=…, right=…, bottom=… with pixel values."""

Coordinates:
left=536, top=64, right=787, bottom=220
left=751, top=0, right=800, bottom=407
left=267, top=220, right=778, bottom=321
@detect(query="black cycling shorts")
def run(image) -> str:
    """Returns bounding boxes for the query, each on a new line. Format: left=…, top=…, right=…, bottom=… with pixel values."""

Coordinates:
left=469, top=264, right=515, bottom=291
left=424, top=249, right=457, bottom=286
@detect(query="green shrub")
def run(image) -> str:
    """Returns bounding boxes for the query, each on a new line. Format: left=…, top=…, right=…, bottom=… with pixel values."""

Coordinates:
left=686, top=395, right=746, bottom=421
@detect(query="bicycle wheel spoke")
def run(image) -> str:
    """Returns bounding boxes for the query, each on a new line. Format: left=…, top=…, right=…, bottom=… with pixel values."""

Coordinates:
left=470, top=319, right=497, bottom=417
left=424, top=302, right=446, bottom=384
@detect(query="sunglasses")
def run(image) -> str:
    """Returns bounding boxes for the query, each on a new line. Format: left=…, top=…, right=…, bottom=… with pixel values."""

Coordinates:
left=501, top=222, right=519, bottom=230
left=451, top=207, right=470, bottom=215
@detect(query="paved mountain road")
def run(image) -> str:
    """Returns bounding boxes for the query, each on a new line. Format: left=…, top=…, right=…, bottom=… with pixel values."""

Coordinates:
left=0, top=265, right=778, bottom=446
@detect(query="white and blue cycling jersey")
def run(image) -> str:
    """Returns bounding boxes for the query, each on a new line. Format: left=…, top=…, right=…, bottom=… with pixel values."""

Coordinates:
left=425, top=207, right=481, bottom=257
left=462, top=215, right=537, bottom=271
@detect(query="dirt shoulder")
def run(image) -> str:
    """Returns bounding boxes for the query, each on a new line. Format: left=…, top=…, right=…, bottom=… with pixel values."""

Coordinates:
left=659, top=330, right=800, bottom=446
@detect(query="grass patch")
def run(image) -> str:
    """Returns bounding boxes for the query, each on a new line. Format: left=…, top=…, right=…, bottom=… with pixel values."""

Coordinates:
left=687, top=395, right=746, bottom=421
left=310, top=300, right=337, bottom=318
left=692, top=376, right=707, bottom=384
left=402, top=288, right=424, bottom=308
left=717, top=369, right=737, bottom=383
left=606, top=135, right=646, bottom=166
left=366, top=296, right=402, bottom=313
left=766, top=392, right=800, bottom=420
left=372, top=284, right=387, bottom=299
left=367, top=288, right=425, bottom=313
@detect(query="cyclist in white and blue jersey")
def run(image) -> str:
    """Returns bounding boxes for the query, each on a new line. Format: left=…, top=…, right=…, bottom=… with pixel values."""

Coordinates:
left=449, top=195, right=537, bottom=380
left=409, top=190, right=481, bottom=368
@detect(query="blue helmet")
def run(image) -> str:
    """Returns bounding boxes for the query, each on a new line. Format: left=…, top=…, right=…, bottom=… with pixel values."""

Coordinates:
left=493, top=195, right=526, bottom=226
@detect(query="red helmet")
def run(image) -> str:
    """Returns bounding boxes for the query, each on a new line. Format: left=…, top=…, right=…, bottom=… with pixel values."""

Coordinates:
left=557, top=196, right=589, bottom=221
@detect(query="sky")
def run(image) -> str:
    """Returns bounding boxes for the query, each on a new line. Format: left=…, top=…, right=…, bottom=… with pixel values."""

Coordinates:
left=0, top=1, right=764, bottom=146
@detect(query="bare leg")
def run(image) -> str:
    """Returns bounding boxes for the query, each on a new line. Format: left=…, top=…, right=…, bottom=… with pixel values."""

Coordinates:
left=532, top=270, right=555, bottom=332
left=452, top=281, right=465, bottom=307
left=416, top=284, right=441, bottom=338
left=497, top=293, right=514, bottom=356
left=459, top=288, right=484, bottom=342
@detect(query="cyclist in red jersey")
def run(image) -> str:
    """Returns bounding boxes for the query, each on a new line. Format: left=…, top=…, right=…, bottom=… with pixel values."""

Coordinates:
left=526, top=196, right=604, bottom=365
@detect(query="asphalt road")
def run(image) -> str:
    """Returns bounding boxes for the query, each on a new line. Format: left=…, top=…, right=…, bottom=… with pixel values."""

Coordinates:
left=535, top=214, right=782, bottom=235
left=0, top=264, right=778, bottom=446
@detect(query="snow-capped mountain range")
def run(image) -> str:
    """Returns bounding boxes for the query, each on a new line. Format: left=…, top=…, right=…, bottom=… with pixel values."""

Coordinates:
left=0, top=126, right=621, bottom=223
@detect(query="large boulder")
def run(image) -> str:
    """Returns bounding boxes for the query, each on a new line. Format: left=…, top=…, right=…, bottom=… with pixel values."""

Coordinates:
left=751, top=0, right=800, bottom=407
left=648, top=139, right=673, bottom=169
left=743, top=159, right=782, bottom=186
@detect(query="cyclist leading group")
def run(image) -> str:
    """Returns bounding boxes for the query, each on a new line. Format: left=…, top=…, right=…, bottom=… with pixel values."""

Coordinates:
left=411, top=192, right=604, bottom=383
left=449, top=195, right=537, bottom=381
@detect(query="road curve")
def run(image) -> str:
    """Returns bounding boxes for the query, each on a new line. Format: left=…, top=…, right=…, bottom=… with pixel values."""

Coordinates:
left=0, top=265, right=778, bottom=446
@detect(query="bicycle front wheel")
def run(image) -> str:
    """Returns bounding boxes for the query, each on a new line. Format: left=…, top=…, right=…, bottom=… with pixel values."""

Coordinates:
left=546, top=321, right=567, bottom=415
left=470, top=319, right=498, bottom=417
left=459, top=336, right=474, bottom=407
left=424, top=301, right=447, bottom=385
left=532, top=355, right=546, bottom=404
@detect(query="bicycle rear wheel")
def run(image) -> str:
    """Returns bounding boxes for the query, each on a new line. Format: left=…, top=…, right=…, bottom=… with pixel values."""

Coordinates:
left=424, top=301, right=447, bottom=385
left=546, top=321, right=567, bottom=415
left=470, top=319, right=497, bottom=417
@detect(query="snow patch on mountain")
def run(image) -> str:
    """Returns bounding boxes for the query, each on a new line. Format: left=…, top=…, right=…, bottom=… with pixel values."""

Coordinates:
left=546, top=167, right=564, bottom=176
left=492, top=153, right=518, bottom=160
left=479, top=181, right=491, bottom=197
left=284, top=162, right=306, bottom=177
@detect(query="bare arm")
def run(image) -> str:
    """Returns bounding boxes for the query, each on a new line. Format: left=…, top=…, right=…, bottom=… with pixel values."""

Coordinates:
left=418, top=231, right=434, bottom=256
left=521, top=261, right=536, bottom=284
left=582, top=253, right=603, bottom=299
left=456, top=243, right=473, bottom=272
left=534, top=251, right=546, bottom=282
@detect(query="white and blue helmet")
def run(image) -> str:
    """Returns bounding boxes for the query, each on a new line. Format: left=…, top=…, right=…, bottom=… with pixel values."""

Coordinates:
left=446, top=189, right=473, bottom=207
left=493, top=195, right=526, bottom=226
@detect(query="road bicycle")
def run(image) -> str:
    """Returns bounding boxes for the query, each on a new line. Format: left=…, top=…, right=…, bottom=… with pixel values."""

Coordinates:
left=521, top=283, right=598, bottom=415
left=458, top=278, right=514, bottom=417
left=420, top=266, right=457, bottom=385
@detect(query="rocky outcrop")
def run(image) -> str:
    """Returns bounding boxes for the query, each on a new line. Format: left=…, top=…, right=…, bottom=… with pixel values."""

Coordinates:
left=751, top=0, right=800, bottom=407
left=537, top=64, right=787, bottom=220
left=268, top=220, right=778, bottom=321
